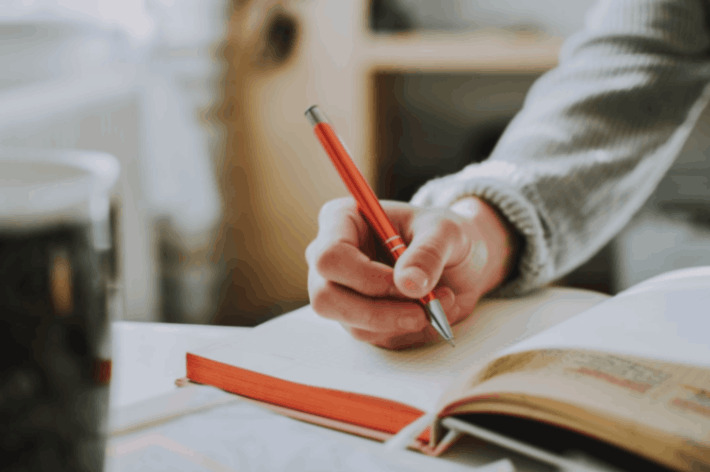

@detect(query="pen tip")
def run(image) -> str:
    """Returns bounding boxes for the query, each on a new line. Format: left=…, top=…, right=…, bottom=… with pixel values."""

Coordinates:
left=304, top=105, right=327, bottom=126
left=423, top=299, right=455, bottom=347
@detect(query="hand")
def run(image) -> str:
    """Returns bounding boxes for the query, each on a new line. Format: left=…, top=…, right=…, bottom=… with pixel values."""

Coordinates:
left=305, top=196, right=519, bottom=349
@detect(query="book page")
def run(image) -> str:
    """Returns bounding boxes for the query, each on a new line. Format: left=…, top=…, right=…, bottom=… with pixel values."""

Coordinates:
left=433, top=268, right=710, bottom=470
left=494, top=266, right=710, bottom=367
left=442, top=349, right=710, bottom=471
left=192, top=287, right=607, bottom=412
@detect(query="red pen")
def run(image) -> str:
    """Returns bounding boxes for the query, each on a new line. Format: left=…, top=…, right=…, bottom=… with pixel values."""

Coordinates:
left=305, top=105, right=455, bottom=346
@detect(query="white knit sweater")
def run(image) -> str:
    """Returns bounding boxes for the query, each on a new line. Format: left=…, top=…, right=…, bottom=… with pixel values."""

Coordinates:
left=411, top=0, right=710, bottom=295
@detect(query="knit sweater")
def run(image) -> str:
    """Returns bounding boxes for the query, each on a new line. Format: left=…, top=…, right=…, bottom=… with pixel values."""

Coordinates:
left=411, top=0, right=710, bottom=295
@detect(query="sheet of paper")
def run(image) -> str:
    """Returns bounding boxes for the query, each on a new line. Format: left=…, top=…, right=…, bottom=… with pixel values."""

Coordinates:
left=107, top=397, right=514, bottom=472
left=498, top=266, right=710, bottom=367
left=194, top=287, right=607, bottom=412
left=111, top=321, right=248, bottom=408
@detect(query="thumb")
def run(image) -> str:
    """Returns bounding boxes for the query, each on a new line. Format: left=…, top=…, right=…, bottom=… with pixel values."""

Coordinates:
left=393, top=220, right=464, bottom=298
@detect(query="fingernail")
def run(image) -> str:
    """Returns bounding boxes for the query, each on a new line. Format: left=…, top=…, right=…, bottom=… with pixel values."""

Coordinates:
left=401, top=267, right=429, bottom=292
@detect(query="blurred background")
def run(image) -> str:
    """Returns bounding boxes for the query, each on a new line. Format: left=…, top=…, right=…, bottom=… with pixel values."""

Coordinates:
left=4, top=0, right=710, bottom=327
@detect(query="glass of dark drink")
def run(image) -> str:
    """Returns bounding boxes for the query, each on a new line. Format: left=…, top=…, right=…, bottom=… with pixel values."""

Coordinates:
left=0, top=149, right=120, bottom=472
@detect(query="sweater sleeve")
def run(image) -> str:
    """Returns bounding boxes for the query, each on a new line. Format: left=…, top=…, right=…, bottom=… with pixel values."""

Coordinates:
left=411, top=0, right=710, bottom=295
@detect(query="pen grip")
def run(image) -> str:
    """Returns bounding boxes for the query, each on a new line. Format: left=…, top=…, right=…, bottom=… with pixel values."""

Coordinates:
left=312, top=122, right=434, bottom=307
left=307, top=106, right=452, bottom=342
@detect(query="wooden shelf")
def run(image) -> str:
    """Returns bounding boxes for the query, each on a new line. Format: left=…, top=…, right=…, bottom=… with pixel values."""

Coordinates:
left=364, top=30, right=561, bottom=73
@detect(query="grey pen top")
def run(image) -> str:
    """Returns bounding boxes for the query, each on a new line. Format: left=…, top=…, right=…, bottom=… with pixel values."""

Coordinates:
left=305, top=105, right=328, bottom=126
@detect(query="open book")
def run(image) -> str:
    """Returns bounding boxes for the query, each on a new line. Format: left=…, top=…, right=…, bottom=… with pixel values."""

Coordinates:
left=186, top=267, right=710, bottom=471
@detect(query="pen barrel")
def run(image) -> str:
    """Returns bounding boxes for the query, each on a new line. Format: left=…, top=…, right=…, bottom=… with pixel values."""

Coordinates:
left=383, top=235, right=406, bottom=259
left=312, top=122, right=401, bottom=247
left=313, top=123, right=431, bottom=307
left=307, top=107, right=449, bottom=335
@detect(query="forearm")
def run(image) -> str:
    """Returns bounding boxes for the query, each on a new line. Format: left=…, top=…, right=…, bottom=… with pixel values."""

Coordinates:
left=413, top=0, right=710, bottom=294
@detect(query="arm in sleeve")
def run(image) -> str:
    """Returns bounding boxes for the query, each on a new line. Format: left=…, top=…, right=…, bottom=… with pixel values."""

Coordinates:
left=411, top=0, right=710, bottom=295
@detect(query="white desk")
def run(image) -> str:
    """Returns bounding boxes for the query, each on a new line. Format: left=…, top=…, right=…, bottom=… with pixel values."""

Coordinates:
left=106, top=321, right=554, bottom=472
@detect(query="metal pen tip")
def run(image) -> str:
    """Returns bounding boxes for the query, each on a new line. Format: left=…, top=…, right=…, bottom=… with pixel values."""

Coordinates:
left=424, top=299, right=455, bottom=347
left=305, top=105, right=328, bottom=126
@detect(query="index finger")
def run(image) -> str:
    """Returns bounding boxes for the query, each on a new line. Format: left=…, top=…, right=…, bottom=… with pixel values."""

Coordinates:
left=306, top=199, right=396, bottom=298
left=311, top=198, right=416, bottom=249
left=314, top=198, right=369, bottom=249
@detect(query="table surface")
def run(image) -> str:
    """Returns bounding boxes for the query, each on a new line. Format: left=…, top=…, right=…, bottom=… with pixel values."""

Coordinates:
left=106, top=321, right=562, bottom=472
left=110, top=321, right=243, bottom=409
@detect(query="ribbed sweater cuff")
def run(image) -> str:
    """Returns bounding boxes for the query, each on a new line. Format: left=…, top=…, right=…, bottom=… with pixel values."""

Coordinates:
left=410, top=161, right=553, bottom=296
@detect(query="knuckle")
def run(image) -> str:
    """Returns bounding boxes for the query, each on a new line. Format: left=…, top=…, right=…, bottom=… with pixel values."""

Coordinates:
left=412, top=243, right=445, bottom=266
left=407, top=217, right=467, bottom=268
left=357, top=305, right=378, bottom=330
left=438, top=217, right=465, bottom=243
left=310, top=284, right=335, bottom=317
left=304, top=240, right=317, bottom=263
left=410, top=316, right=430, bottom=333
left=358, top=271, right=393, bottom=298
left=319, top=198, right=354, bottom=221
left=313, top=245, right=341, bottom=276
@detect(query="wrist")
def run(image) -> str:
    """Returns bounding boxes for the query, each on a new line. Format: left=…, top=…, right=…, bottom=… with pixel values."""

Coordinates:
left=449, top=196, right=521, bottom=294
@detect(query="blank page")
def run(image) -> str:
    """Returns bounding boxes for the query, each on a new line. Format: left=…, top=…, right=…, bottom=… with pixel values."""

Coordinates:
left=192, top=288, right=607, bottom=412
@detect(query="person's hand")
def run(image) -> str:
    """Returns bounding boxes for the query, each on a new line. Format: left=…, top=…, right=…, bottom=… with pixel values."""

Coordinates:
left=305, top=196, right=519, bottom=349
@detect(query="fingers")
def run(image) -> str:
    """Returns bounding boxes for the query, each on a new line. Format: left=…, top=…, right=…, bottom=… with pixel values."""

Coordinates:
left=306, top=199, right=399, bottom=298
left=306, top=198, right=482, bottom=350
left=308, top=241, right=398, bottom=297
left=310, top=277, right=428, bottom=332
left=343, top=287, right=462, bottom=350
left=310, top=198, right=367, bottom=249
left=310, top=269, right=457, bottom=333
left=394, top=217, right=468, bottom=299
left=348, top=326, right=440, bottom=350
